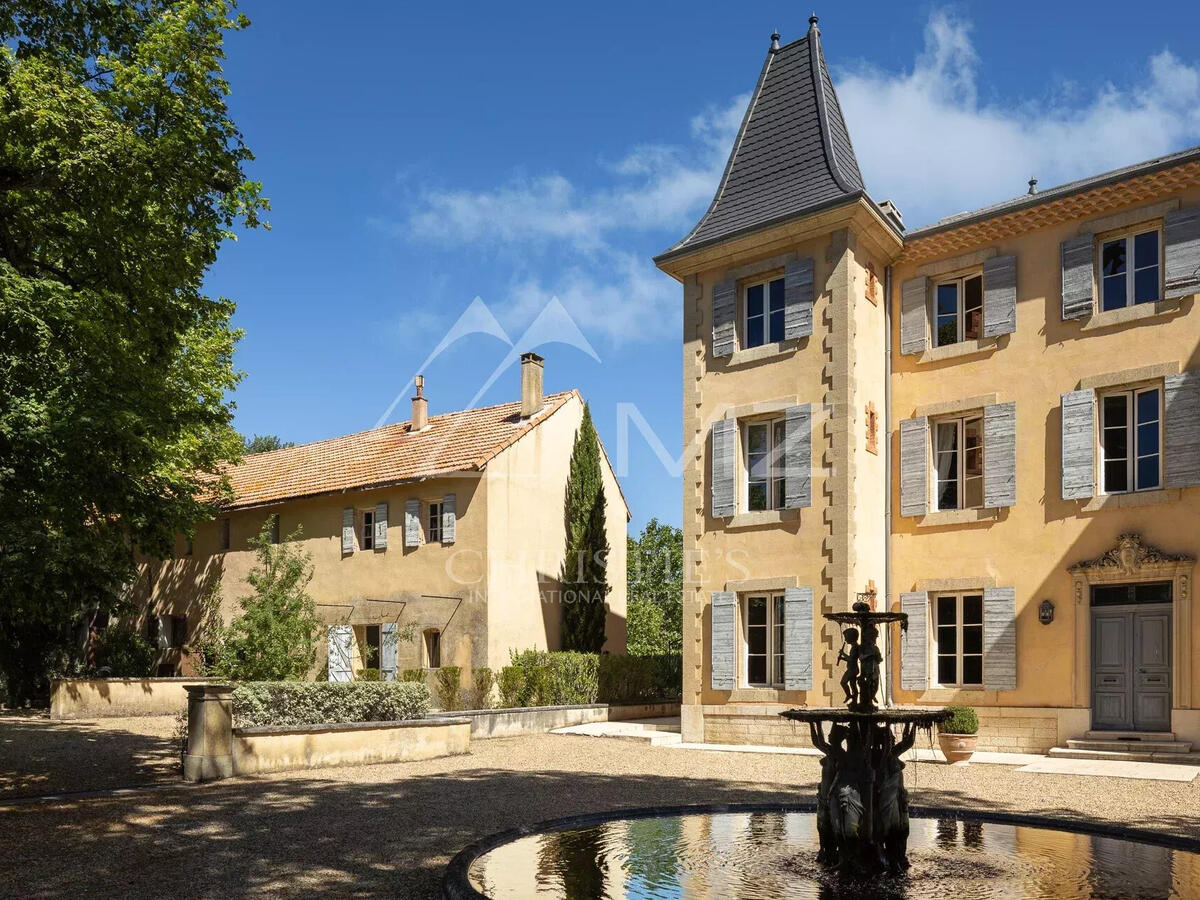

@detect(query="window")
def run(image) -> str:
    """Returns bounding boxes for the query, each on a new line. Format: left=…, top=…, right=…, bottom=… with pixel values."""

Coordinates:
left=170, top=615, right=188, bottom=648
left=744, top=594, right=785, bottom=687
left=424, top=628, right=441, bottom=669
left=933, top=272, right=983, bottom=347
left=744, top=419, right=786, bottom=511
left=268, top=514, right=280, bottom=545
left=363, top=624, right=381, bottom=670
left=743, top=276, right=785, bottom=348
left=865, top=402, right=879, bottom=455
left=934, top=593, right=983, bottom=687
left=933, top=415, right=983, bottom=511
left=428, top=501, right=443, bottom=543
left=361, top=509, right=374, bottom=550
left=184, top=535, right=194, bottom=556
left=1101, top=228, right=1160, bottom=311
left=1100, top=387, right=1161, bottom=494
left=219, top=518, right=231, bottom=551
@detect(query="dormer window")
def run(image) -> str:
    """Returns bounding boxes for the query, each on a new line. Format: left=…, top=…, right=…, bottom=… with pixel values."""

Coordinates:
left=1100, top=227, right=1160, bottom=311
left=743, top=276, right=785, bottom=348
left=933, top=272, right=983, bottom=347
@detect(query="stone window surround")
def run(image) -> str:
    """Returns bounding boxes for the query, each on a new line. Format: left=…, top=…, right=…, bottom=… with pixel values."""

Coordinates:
left=907, top=394, right=1006, bottom=527
left=720, top=396, right=801, bottom=525
left=721, top=252, right=808, bottom=367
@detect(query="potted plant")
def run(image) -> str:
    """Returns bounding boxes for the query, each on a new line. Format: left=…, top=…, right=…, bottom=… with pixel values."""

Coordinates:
left=937, top=705, right=979, bottom=765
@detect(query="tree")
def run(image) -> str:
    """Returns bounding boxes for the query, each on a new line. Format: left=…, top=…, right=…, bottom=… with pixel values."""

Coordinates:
left=244, top=434, right=294, bottom=454
left=626, top=518, right=683, bottom=655
left=205, top=522, right=322, bottom=681
left=560, top=405, right=610, bottom=652
left=0, top=2, right=267, bottom=702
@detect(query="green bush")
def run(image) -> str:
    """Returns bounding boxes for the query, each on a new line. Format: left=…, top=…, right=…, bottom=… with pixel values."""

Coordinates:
left=493, top=651, right=681, bottom=708
left=400, top=669, right=426, bottom=683
left=232, top=681, right=430, bottom=728
left=938, top=705, right=979, bottom=735
left=464, top=667, right=495, bottom=710
left=522, top=665, right=551, bottom=706
left=598, top=654, right=681, bottom=703
left=433, top=666, right=462, bottom=711
left=90, top=628, right=157, bottom=678
left=497, top=666, right=524, bottom=707
left=355, top=668, right=381, bottom=682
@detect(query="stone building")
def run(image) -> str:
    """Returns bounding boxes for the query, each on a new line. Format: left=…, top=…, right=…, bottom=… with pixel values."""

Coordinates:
left=655, top=17, right=1200, bottom=755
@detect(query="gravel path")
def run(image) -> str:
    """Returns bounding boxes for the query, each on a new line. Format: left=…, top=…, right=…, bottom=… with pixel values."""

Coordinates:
left=0, top=728, right=1198, bottom=898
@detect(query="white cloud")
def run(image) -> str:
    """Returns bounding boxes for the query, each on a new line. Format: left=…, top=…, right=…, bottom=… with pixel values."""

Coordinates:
left=836, top=10, right=1200, bottom=227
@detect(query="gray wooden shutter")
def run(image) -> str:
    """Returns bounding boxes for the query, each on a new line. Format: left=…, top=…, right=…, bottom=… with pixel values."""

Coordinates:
left=899, top=592, right=928, bottom=691
left=1164, top=372, right=1200, bottom=487
left=442, top=493, right=457, bottom=543
left=1164, top=207, right=1200, bottom=300
left=404, top=499, right=420, bottom=547
left=983, top=402, right=1017, bottom=508
left=710, top=591, right=737, bottom=690
left=783, top=586, right=813, bottom=691
left=327, top=625, right=352, bottom=682
left=982, top=254, right=1017, bottom=337
left=983, top=586, right=1017, bottom=690
left=900, top=276, right=928, bottom=355
left=1061, top=234, right=1095, bottom=319
left=374, top=502, right=388, bottom=550
left=899, top=416, right=929, bottom=517
left=1061, top=389, right=1096, bottom=500
left=155, top=616, right=171, bottom=651
left=712, top=279, right=736, bottom=358
left=380, top=622, right=399, bottom=682
left=710, top=419, right=736, bottom=518
left=341, top=507, right=355, bottom=554
left=783, top=403, right=811, bottom=509
left=783, top=257, right=814, bottom=339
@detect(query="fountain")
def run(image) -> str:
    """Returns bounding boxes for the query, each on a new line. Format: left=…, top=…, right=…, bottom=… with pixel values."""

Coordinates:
left=778, top=596, right=950, bottom=875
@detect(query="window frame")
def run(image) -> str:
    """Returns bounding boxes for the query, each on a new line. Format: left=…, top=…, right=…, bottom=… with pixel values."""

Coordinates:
left=932, top=592, right=985, bottom=688
left=1098, top=225, right=1161, bottom=312
left=931, top=413, right=985, bottom=512
left=363, top=624, right=381, bottom=670
left=741, top=593, right=786, bottom=688
left=361, top=509, right=375, bottom=551
left=423, top=628, right=441, bottom=669
left=931, top=270, right=984, bottom=348
left=428, top=501, right=443, bottom=543
left=742, top=417, right=787, bottom=513
left=741, top=274, right=786, bottom=350
left=1098, top=384, right=1163, bottom=495
left=219, top=518, right=231, bottom=552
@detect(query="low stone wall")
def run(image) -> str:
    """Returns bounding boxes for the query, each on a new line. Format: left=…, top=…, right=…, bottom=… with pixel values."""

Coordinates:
left=431, top=701, right=680, bottom=739
left=971, top=708, right=1063, bottom=753
left=231, top=718, right=470, bottom=776
left=51, top=678, right=216, bottom=720
left=701, top=703, right=815, bottom=748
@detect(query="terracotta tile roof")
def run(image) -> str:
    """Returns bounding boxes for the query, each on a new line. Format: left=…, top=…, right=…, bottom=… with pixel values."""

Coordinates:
left=219, top=391, right=578, bottom=509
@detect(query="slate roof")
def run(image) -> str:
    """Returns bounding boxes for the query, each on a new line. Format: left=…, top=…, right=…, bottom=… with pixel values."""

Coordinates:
left=657, top=19, right=866, bottom=263
left=216, top=391, right=577, bottom=509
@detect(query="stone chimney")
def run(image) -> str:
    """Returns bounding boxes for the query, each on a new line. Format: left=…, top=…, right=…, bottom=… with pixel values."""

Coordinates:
left=411, top=375, right=428, bottom=431
left=520, top=352, right=544, bottom=418
left=878, top=199, right=905, bottom=232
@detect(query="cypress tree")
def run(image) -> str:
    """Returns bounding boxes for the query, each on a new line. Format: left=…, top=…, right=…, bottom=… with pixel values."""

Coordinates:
left=560, top=405, right=610, bottom=652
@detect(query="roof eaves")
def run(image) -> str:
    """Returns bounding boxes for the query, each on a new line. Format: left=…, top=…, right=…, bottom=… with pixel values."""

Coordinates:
left=225, top=468, right=483, bottom=512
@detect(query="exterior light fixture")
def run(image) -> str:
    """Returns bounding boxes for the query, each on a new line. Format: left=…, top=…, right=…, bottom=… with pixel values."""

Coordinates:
left=1039, top=599, right=1054, bottom=625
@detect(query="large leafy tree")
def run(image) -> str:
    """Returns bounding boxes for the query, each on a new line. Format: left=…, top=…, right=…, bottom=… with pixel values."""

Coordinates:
left=560, top=404, right=610, bottom=653
left=0, top=1, right=267, bottom=702
left=625, top=518, right=682, bottom=656
left=244, top=434, right=293, bottom=454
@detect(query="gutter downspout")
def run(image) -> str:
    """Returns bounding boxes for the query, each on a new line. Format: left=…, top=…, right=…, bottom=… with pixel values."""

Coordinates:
left=884, top=264, right=895, bottom=709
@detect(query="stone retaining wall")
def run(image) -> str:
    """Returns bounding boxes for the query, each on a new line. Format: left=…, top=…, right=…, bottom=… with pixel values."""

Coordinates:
left=51, top=678, right=217, bottom=720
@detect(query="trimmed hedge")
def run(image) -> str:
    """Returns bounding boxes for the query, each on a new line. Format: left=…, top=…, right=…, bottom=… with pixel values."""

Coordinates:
left=598, top=654, right=681, bottom=703
left=496, top=652, right=681, bottom=708
left=232, top=681, right=430, bottom=728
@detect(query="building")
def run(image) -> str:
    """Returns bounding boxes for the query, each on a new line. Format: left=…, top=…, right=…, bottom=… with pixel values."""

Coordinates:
left=654, top=16, right=1200, bottom=754
left=136, top=354, right=629, bottom=680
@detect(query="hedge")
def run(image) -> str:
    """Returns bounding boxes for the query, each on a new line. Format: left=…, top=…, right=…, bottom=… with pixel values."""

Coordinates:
left=598, top=654, right=681, bottom=703
left=232, top=681, right=430, bottom=728
left=496, top=652, right=681, bottom=708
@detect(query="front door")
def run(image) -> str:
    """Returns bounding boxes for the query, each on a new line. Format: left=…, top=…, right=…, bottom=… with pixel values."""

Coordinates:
left=1091, top=583, right=1171, bottom=732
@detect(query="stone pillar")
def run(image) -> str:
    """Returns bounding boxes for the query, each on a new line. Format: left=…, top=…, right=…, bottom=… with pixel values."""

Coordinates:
left=183, top=684, right=234, bottom=782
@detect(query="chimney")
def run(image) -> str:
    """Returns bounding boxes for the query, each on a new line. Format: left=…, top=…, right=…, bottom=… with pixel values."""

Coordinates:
left=520, top=352, right=544, bottom=418
left=411, top=375, right=428, bottom=431
left=878, top=199, right=905, bottom=232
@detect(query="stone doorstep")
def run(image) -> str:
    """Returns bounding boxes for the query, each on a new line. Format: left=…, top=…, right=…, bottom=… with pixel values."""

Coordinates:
left=1066, top=738, right=1192, bottom=754
left=1048, top=747, right=1200, bottom=765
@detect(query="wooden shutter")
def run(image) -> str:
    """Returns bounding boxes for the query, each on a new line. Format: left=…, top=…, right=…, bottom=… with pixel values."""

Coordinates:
left=341, top=508, right=355, bottom=554
left=983, top=402, right=1017, bottom=508
left=374, top=502, right=388, bottom=550
left=327, top=625, right=353, bottom=682
left=380, top=622, right=399, bottom=682
left=155, top=616, right=171, bottom=651
left=710, top=591, right=737, bottom=690
left=1164, top=372, right=1200, bottom=488
left=899, top=592, right=928, bottom=692
left=899, top=276, right=928, bottom=355
left=899, top=416, right=929, bottom=517
left=783, top=257, right=814, bottom=340
left=983, top=586, right=1017, bottom=690
left=783, top=587, right=813, bottom=691
left=712, top=279, right=736, bottom=358
left=1061, top=389, right=1096, bottom=500
left=982, top=254, right=1017, bottom=337
left=442, top=493, right=457, bottom=543
left=1164, top=207, right=1200, bottom=300
left=783, top=403, right=812, bottom=509
left=1061, top=234, right=1095, bottom=319
left=710, top=419, right=736, bottom=518
left=404, top=499, right=420, bottom=547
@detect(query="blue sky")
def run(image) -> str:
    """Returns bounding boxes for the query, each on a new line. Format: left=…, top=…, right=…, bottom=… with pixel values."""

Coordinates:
left=208, top=1, right=1200, bottom=535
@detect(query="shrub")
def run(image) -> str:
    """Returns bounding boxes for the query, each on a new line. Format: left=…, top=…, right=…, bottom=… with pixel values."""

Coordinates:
left=90, top=627, right=156, bottom=678
left=433, top=666, right=462, bottom=711
left=938, top=705, right=979, bottom=735
left=355, top=668, right=381, bottom=682
left=464, top=667, right=495, bottom=710
left=598, top=654, right=682, bottom=703
left=497, top=666, right=524, bottom=707
left=400, top=669, right=426, bottom=683
left=547, top=652, right=598, bottom=705
left=232, top=681, right=430, bottom=728
left=521, top=665, right=551, bottom=706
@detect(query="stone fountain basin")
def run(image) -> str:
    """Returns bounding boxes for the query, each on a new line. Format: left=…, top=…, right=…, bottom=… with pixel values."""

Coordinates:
left=780, top=707, right=951, bottom=727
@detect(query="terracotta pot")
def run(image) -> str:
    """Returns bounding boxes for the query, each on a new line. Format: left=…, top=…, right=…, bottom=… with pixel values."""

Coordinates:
left=938, top=732, right=977, bottom=765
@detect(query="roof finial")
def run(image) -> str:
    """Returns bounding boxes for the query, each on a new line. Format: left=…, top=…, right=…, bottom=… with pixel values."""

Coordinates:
left=770, top=28, right=780, bottom=51
left=1028, top=176, right=1038, bottom=195
left=809, top=12, right=819, bottom=32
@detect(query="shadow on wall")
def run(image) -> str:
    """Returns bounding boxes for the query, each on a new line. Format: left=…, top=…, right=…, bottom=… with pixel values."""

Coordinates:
left=133, top=553, right=226, bottom=674
left=536, top=570, right=627, bottom=654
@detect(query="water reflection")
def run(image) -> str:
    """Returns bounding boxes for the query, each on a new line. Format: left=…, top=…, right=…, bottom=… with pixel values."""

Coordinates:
left=468, top=812, right=1200, bottom=900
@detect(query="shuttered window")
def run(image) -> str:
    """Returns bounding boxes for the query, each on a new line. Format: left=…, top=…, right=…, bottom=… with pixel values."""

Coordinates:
left=710, top=591, right=737, bottom=690
left=933, top=415, right=983, bottom=511
left=745, top=418, right=786, bottom=511
left=361, top=509, right=375, bottom=550
left=1099, top=386, right=1162, bottom=493
left=743, top=276, right=786, bottom=348
left=1101, top=227, right=1160, bottom=311
left=428, top=501, right=443, bottom=543
left=933, top=272, right=983, bottom=347
left=744, top=593, right=785, bottom=687
left=712, top=279, right=736, bottom=358
left=710, top=420, right=737, bottom=519
left=934, top=593, right=984, bottom=687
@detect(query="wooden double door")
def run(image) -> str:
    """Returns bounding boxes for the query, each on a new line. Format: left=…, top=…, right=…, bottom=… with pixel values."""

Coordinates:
left=1091, top=583, right=1172, bottom=732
